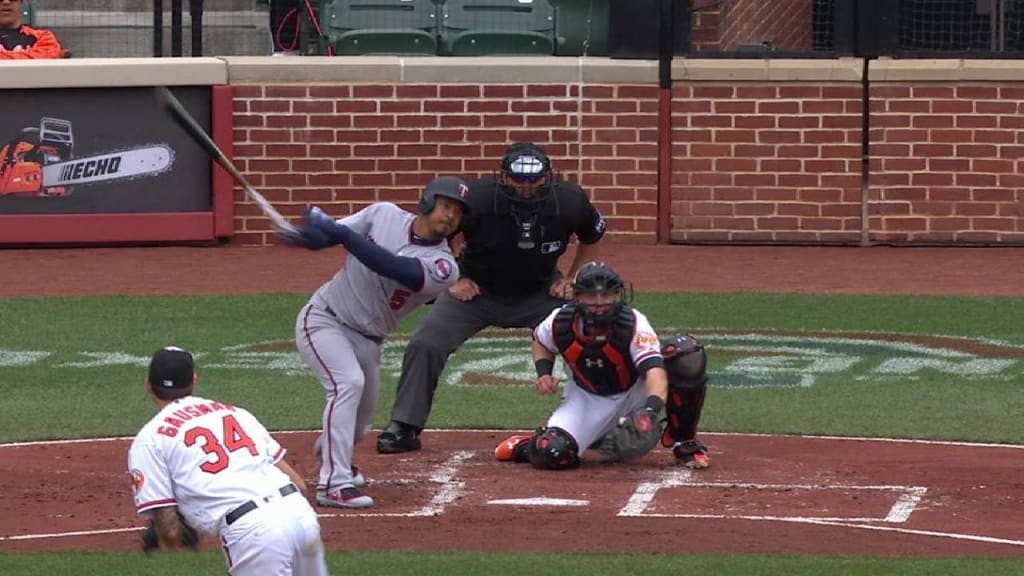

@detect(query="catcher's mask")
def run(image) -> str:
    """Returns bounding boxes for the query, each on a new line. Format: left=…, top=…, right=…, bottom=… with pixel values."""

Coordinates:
left=573, top=261, right=628, bottom=330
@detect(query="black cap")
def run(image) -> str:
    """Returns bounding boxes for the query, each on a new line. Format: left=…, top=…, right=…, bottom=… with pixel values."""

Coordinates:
left=148, top=346, right=195, bottom=390
left=500, top=142, right=552, bottom=177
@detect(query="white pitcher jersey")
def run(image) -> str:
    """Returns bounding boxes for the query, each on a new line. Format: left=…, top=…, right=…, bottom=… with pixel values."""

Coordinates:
left=128, top=395, right=293, bottom=534
left=313, top=202, right=460, bottom=339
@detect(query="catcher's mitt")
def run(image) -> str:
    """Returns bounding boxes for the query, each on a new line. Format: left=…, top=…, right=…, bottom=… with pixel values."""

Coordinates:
left=141, top=510, right=200, bottom=554
left=598, top=402, right=663, bottom=463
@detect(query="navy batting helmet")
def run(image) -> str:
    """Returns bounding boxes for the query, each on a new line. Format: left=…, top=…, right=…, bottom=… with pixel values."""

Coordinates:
left=418, top=176, right=470, bottom=216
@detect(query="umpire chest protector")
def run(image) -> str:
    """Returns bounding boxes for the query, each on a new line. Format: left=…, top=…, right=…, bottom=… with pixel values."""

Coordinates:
left=552, top=304, right=638, bottom=396
left=459, top=178, right=596, bottom=296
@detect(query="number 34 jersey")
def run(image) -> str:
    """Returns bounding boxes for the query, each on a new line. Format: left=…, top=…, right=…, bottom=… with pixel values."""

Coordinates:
left=315, top=202, right=460, bottom=341
left=127, top=396, right=293, bottom=533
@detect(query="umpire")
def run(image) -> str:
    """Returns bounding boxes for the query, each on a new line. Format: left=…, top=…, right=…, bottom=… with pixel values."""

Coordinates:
left=377, top=142, right=607, bottom=453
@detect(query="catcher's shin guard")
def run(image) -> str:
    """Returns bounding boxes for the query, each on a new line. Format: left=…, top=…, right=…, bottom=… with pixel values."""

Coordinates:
left=660, top=335, right=708, bottom=447
left=527, top=427, right=580, bottom=470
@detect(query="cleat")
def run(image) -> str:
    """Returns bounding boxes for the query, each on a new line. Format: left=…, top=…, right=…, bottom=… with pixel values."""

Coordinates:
left=673, top=440, right=710, bottom=469
left=494, top=434, right=532, bottom=462
left=376, top=422, right=422, bottom=454
left=315, top=435, right=367, bottom=487
left=316, top=486, right=374, bottom=509
left=351, top=465, right=367, bottom=488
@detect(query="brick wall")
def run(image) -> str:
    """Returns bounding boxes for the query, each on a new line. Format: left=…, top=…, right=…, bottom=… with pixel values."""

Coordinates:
left=225, top=60, right=1024, bottom=247
left=669, top=82, right=863, bottom=243
left=231, top=83, right=660, bottom=245
left=869, top=84, right=1024, bottom=244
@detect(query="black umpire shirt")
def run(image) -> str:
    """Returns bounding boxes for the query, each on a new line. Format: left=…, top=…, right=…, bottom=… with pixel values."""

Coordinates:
left=458, top=176, right=606, bottom=297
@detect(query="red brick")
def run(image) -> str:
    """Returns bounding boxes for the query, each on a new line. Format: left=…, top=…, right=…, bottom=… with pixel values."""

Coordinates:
left=912, top=173, right=954, bottom=186
left=756, top=216, right=800, bottom=229
left=264, top=86, right=308, bottom=98
left=887, top=100, right=930, bottom=113
left=308, top=86, right=352, bottom=99
left=973, top=189, right=1018, bottom=202
left=736, top=173, right=777, bottom=187
left=352, top=85, right=395, bottom=98
left=956, top=116, right=998, bottom=129
left=909, top=86, right=954, bottom=98
left=778, top=203, right=820, bottom=216
left=955, top=144, right=997, bottom=157
left=714, top=101, right=758, bottom=114
left=973, top=130, right=1015, bottom=144
left=693, top=115, right=734, bottom=128
left=735, top=86, right=777, bottom=99
left=693, top=86, right=735, bottom=99
left=956, top=86, right=999, bottom=99
left=928, top=129, right=972, bottom=143
left=778, top=116, right=820, bottom=129
left=336, top=101, right=377, bottom=113
left=955, top=203, right=997, bottom=216
left=309, top=115, right=353, bottom=128
left=334, top=129, right=380, bottom=143
left=483, top=85, right=525, bottom=98
left=930, top=188, right=971, bottom=202
left=872, top=86, right=913, bottom=98
left=439, top=85, right=480, bottom=98
left=930, top=100, right=974, bottom=114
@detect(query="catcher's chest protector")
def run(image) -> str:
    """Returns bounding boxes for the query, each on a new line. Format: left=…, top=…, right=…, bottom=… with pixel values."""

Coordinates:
left=553, top=305, right=637, bottom=395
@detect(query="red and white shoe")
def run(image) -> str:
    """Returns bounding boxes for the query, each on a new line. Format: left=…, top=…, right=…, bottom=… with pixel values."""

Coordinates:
left=494, top=434, right=532, bottom=462
left=317, top=486, right=374, bottom=509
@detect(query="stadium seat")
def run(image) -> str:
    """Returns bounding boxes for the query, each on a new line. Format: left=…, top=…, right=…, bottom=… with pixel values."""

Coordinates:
left=322, top=0, right=440, bottom=55
left=548, top=0, right=609, bottom=56
left=22, top=1, right=34, bottom=27
left=440, top=0, right=557, bottom=56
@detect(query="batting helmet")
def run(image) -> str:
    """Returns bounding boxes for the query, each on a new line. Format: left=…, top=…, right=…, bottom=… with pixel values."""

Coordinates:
left=573, top=261, right=627, bottom=328
left=418, top=176, right=470, bottom=216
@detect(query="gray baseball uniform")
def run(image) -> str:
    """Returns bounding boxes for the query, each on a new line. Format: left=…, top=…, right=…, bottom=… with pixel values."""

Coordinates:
left=295, top=203, right=458, bottom=496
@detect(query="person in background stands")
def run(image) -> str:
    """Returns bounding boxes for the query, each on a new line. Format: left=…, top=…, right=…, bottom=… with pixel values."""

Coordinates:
left=0, top=0, right=66, bottom=59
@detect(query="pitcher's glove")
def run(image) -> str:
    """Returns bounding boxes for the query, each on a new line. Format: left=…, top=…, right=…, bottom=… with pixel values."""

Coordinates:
left=141, top=509, right=200, bottom=554
left=598, top=396, right=665, bottom=463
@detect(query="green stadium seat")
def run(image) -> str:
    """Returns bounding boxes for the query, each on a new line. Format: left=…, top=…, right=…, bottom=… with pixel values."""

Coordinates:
left=548, top=0, right=609, bottom=56
left=323, top=0, right=440, bottom=56
left=22, top=1, right=35, bottom=27
left=440, top=0, right=557, bottom=56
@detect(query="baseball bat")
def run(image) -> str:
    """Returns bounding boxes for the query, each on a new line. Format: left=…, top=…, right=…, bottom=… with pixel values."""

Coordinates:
left=154, top=86, right=297, bottom=233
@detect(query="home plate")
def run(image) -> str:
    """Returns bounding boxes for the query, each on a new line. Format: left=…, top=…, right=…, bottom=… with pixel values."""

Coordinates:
left=487, top=497, right=590, bottom=507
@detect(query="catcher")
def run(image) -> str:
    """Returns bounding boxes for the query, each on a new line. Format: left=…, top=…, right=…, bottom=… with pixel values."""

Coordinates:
left=494, top=261, right=711, bottom=469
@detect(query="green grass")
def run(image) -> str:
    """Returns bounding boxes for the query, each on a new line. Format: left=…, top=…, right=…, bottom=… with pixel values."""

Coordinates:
left=0, top=551, right=1020, bottom=576
left=1, top=292, right=1022, bottom=443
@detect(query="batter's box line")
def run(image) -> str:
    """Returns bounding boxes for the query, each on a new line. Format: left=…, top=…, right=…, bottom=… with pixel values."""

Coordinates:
left=618, top=476, right=928, bottom=524
left=318, top=450, right=474, bottom=519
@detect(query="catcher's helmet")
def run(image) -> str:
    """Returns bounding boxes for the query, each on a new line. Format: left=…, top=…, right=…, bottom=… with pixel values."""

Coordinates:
left=418, top=175, right=470, bottom=216
left=573, top=261, right=627, bottom=328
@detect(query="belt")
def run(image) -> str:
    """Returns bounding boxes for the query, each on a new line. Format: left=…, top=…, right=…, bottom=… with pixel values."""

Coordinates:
left=224, top=483, right=299, bottom=526
left=322, top=305, right=383, bottom=345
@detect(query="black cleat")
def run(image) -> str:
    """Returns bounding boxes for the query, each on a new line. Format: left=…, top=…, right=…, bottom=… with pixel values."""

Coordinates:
left=376, top=422, right=422, bottom=453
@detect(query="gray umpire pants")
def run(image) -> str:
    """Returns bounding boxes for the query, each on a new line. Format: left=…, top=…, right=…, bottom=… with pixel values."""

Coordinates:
left=390, top=287, right=565, bottom=429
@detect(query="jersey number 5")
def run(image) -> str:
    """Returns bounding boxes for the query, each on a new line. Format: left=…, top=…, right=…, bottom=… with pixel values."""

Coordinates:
left=184, top=414, right=259, bottom=474
left=389, top=289, right=411, bottom=310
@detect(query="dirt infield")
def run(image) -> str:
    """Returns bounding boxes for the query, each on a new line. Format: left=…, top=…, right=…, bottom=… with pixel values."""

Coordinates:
left=1, top=244, right=1023, bottom=557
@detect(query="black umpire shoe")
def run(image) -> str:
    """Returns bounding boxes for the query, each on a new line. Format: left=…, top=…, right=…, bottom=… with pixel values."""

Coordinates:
left=376, top=421, right=422, bottom=453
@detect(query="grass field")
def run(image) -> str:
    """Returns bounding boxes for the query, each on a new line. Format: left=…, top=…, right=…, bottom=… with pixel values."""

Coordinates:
left=1, top=291, right=1023, bottom=574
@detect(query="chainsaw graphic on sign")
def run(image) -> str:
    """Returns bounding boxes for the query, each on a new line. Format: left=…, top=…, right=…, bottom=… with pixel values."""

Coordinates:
left=0, top=117, right=174, bottom=197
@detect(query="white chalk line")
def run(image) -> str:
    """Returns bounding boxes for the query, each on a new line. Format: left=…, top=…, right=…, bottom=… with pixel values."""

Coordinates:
left=617, top=471, right=1024, bottom=548
left=1, top=432, right=1021, bottom=547
left=316, top=450, right=472, bottom=519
